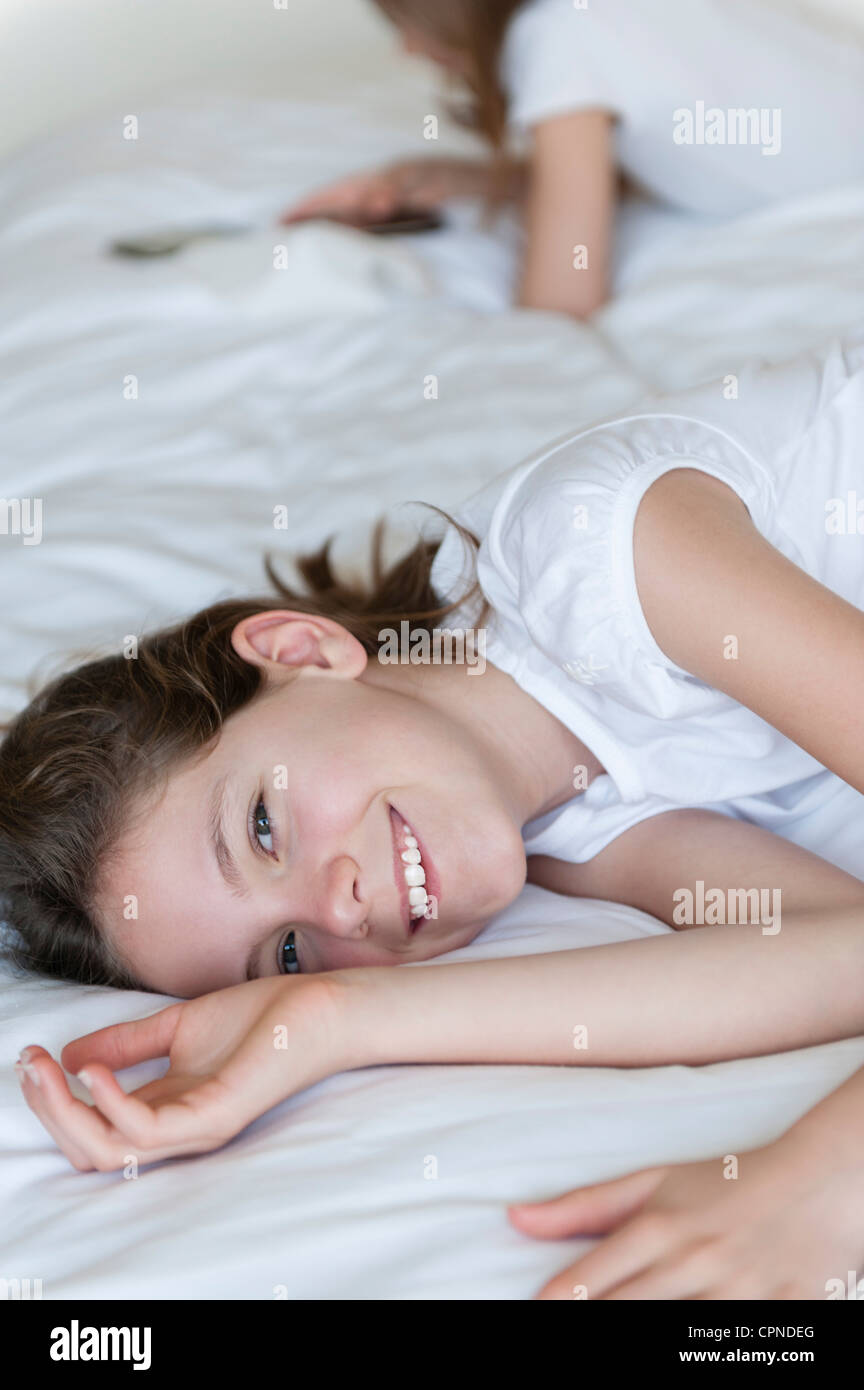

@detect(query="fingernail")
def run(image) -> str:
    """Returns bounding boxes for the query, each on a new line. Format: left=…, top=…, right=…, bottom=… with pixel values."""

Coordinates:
left=18, top=1047, right=32, bottom=1064
left=77, top=1070, right=93, bottom=1089
left=17, top=1062, right=40, bottom=1087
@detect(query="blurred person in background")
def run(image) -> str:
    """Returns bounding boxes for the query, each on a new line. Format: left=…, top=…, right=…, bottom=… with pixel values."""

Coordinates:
left=282, top=0, right=864, bottom=317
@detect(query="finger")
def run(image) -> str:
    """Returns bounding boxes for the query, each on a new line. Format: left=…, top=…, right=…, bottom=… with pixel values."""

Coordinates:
left=15, top=1050, right=120, bottom=1171
left=400, top=184, right=444, bottom=210
left=19, top=1050, right=229, bottom=1171
left=368, top=189, right=399, bottom=214
left=15, top=1053, right=94, bottom=1170
left=535, top=1213, right=674, bottom=1300
left=509, top=1167, right=667, bottom=1239
left=603, top=1242, right=718, bottom=1301
left=279, top=196, right=336, bottom=224
left=282, top=197, right=390, bottom=229
left=60, top=1004, right=181, bottom=1075
left=73, top=1061, right=183, bottom=1150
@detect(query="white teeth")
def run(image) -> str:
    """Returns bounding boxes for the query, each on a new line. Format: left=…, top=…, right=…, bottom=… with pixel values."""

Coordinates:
left=397, top=819, right=431, bottom=923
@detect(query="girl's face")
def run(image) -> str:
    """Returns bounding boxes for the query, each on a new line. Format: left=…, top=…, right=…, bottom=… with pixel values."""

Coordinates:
left=95, top=611, right=528, bottom=998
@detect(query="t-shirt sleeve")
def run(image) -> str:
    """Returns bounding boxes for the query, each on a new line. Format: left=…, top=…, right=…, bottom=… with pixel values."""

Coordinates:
left=501, top=0, right=621, bottom=130
left=490, top=415, right=776, bottom=720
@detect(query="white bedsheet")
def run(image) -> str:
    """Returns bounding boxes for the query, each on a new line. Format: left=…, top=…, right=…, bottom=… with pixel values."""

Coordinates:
left=3, top=890, right=864, bottom=1301
left=2, top=89, right=864, bottom=1300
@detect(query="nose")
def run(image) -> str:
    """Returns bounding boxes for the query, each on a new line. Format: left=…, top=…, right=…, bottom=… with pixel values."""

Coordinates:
left=312, top=855, right=369, bottom=940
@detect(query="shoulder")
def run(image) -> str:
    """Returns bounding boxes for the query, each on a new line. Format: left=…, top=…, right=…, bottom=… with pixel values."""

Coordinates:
left=495, top=410, right=768, bottom=598
left=486, top=410, right=777, bottom=705
left=632, top=467, right=757, bottom=673
left=501, top=0, right=623, bottom=129
left=634, top=466, right=753, bottom=566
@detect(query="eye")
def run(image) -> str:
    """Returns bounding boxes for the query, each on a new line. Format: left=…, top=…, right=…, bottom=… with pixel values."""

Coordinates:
left=251, top=797, right=275, bottom=855
left=280, top=930, right=301, bottom=975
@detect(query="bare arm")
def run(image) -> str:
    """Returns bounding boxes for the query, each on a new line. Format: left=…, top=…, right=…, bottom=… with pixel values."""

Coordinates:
left=517, top=109, right=616, bottom=317
left=527, top=806, right=864, bottom=927
left=634, top=467, right=864, bottom=795
left=328, top=803, right=864, bottom=1069
left=280, top=155, right=526, bottom=224
left=382, top=155, right=528, bottom=205
left=30, top=814, right=864, bottom=1171
left=336, top=904, right=864, bottom=1070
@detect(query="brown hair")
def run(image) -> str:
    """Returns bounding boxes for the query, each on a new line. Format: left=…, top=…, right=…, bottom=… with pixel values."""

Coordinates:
left=372, top=0, right=525, bottom=148
left=0, top=517, right=486, bottom=992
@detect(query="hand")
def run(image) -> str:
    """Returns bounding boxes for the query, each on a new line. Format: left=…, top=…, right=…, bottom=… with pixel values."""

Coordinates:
left=509, top=1136, right=864, bottom=1299
left=14, top=974, right=346, bottom=1171
left=279, top=157, right=492, bottom=226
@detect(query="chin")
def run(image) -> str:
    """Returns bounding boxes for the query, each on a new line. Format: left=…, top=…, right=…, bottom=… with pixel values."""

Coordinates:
left=457, top=876, right=524, bottom=943
left=491, top=833, right=530, bottom=911
left=456, top=916, right=491, bottom=947
left=462, top=891, right=518, bottom=944
left=422, top=920, right=488, bottom=961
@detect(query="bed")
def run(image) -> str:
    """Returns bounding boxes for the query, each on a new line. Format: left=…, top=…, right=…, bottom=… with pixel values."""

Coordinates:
left=2, top=74, right=864, bottom=1299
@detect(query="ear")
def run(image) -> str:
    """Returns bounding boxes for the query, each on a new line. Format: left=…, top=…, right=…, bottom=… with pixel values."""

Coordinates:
left=230, top=610, right=368, bottom=680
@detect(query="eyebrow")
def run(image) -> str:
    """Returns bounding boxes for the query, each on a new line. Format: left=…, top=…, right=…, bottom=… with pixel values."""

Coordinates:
left=208, top=775, right=251, bottom=902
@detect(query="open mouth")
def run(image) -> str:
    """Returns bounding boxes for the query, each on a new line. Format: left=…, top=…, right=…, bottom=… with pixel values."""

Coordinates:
left=389, top=804, right=439, bottom=934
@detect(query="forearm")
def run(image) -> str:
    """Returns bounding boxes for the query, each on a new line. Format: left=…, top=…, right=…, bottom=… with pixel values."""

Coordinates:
left=442, top=155, right=528, bottom=202
left=517, top=261, right=609, bottom=317
left=516, top=195, right=611, bottom=314
left=491, top=156, right=530, bottom=202
left=517, top=110, right=615, bottom=315
left=334, top=908, right=864, bottom=1071
left=389, top=155, right=525, bottom=204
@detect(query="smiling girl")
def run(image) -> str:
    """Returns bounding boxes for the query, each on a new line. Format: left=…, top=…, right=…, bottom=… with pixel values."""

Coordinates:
left=281, top=0, right=864, bottom=316
left=5, top=339, right=864, bottom=1299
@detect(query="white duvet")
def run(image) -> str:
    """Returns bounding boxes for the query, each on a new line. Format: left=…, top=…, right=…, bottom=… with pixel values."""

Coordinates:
left=2, top=83, right=864, bottom=1300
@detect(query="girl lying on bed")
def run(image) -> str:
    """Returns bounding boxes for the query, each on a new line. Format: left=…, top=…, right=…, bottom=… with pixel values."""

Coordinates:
left=4, top=340, right=864, bottom=1301
left=280, top=0, right=863, bottom=318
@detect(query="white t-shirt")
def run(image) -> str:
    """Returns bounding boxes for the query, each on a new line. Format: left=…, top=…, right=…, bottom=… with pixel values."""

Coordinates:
left=429, top=339, right=864, bottom=875
left=500, top=0, right=864, bottom=215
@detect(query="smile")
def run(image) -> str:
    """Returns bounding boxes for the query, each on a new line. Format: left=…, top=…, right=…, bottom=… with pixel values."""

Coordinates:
left=389, top=805, right=438, bottom=934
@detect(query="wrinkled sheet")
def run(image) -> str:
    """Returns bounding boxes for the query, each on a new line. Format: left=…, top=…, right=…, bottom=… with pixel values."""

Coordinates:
left=1, top=90, right=864, bottom=1298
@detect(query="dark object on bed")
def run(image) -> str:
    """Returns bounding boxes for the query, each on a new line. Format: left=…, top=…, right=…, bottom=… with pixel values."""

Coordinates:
left=346, top=208, right=444, bottom=235
left=109, top=223, right=254, bottom=257
left=109, top=209, right=443, bottom=258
